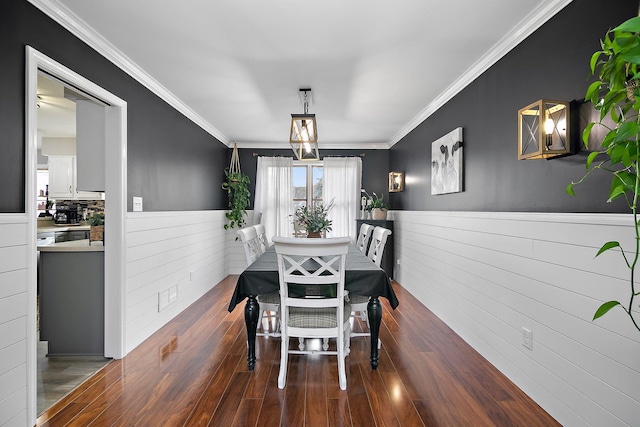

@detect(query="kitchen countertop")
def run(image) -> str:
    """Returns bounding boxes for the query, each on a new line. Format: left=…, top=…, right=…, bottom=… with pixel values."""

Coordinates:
left=37, top=218, right=91, bottom=233
left=37, top=239, right=104, bottom=252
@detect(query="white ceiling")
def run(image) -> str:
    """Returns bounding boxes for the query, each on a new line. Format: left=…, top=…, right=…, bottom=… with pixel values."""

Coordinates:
left=35, top=0, right=571, bottom=149
left=37, top=73, right=76, bottom=139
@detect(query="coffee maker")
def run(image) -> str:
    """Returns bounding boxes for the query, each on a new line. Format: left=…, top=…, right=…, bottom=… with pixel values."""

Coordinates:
left=54, top=203, right=79, bottom=224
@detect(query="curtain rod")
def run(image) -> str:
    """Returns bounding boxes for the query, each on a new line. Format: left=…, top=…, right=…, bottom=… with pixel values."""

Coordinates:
left=252, top=153, right=365, bottom=158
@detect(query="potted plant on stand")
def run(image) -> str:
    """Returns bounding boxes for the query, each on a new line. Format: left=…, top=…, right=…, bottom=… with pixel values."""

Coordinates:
left=294, top=200, right=334, bottom=238
left=362, top=189, right=390, bottom=220
left=567, top=16, right=640, bottom=332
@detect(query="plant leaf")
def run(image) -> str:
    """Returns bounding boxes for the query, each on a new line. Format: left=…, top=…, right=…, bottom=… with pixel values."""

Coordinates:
left=566, top=182, right=575, bottom=196
left=614, top=16, right=640, bottom=34
left=593, top=300, right=621, bottom=320
left=585, top=151, right=600, bottom=170
left=596, top=241, right=620, bottom=257
left=607, top=184, right=626, bottom=202
left=582, top=122, right=595, bottom=148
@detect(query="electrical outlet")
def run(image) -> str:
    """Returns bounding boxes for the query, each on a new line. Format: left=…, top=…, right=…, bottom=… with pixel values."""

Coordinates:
left=158, top=290, right=169, bottom=312
left=522, top=327, right=533, bottom=350
left=168, top=285, right=178, bottom=304
left=133, top=196, right=143, bottom=212
left=396, top=258, right=401, bottom=265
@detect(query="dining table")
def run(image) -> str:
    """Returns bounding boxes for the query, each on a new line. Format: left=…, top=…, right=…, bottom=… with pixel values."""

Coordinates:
left=228, top=244, right=399, bottom=371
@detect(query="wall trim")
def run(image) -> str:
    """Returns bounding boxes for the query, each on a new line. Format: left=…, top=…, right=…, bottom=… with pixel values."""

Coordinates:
left=26, top=0, right=231, bottom=147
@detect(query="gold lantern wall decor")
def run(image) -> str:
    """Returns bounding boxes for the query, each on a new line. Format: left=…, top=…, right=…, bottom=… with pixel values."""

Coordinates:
left=518, top=99, right=570, bottom=160
left=289, top=88, right=319, bottom=161
left=388, top=171, right=404, bottom=192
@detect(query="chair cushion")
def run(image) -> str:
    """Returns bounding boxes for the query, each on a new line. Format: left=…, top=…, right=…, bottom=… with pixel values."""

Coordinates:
left=349, top=294, right=370, bottom=305
left=288, top=303, right=351, bottom=328
left=258, top=291, right=280, bottom=305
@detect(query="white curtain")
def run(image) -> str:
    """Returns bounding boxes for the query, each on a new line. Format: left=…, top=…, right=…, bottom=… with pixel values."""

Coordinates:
left=323, top=157, right=362, bottom=241
left=254, top=156, right=293, bottom=244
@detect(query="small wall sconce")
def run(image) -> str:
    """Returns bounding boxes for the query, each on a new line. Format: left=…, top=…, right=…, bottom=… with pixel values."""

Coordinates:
left=518, top=99, right=570, bottom=160
left=388, top=171, right=404, bottom=192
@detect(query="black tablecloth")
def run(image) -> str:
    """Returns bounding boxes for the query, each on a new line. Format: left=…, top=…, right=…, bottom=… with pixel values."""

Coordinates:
left=228, top=244, right=399, bottom=312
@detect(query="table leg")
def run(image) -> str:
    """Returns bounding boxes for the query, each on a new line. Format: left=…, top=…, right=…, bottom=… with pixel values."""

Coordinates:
left=367, top=296, right=382, bottom=370
left=245, top=295, right=259, bottom=370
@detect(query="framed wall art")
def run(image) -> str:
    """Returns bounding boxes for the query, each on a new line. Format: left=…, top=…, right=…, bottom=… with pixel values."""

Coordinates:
left=431, top=127, right=463, bottom=195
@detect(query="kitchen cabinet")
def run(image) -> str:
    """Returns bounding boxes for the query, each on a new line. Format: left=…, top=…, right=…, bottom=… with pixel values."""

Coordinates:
left=76, top=100, right=105, bottom=192
left=48, top=155, right=102, bottom=200
left=39, top=249, right=104, bottom=356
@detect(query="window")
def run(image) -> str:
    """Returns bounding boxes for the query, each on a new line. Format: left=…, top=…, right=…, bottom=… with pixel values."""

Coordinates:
left=292, top=162, right=323, bottom=213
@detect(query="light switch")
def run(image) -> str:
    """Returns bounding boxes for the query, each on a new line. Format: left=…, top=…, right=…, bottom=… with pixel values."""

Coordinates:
left=133, top=196, right=143, bottom=212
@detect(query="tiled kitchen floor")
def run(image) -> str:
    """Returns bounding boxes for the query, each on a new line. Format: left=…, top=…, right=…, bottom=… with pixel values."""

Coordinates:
left=37, top=340, right=111, bottom=415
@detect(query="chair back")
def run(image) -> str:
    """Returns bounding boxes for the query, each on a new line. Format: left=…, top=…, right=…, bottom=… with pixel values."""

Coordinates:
left=272, top=236, right=350, bottom=331
left=253, top=223, right=269, bottom=253
left=237, top=226, right=263, bottom=266
left=355, top=223, right=374, bottom=253
left=367, top=227, right=392, bottom=267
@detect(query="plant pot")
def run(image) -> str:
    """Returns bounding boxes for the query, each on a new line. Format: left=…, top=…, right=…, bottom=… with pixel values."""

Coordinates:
left=90, top=225, right=104, bottom=243
left=372, top=208, right=387, bottom=220
left=307, top=231, right=322, bottom=238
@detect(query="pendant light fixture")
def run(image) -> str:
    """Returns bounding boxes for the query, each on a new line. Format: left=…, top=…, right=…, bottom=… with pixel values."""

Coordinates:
left=289, top=88, right=319, bottom=161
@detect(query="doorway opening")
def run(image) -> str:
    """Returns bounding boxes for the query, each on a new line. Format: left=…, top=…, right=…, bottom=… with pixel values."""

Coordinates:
left=25, top=46, right=127, bottom=424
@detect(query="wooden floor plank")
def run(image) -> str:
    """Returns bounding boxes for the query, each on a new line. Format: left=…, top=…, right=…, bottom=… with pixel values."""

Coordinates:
left=35, top=277, right=560, bottom=426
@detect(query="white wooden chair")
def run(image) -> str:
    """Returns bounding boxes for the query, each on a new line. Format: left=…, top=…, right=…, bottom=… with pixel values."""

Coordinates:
left=253, top=223, right=269, bottom=253
left=355, top=223, right=374, bottom=253
left=350, top=226, right=392, bottom=348
left=272, top=236, right=352, bottom=390
left=238, top=226, right=280, bottom=335
left=367, top=226, right=392, bottom=267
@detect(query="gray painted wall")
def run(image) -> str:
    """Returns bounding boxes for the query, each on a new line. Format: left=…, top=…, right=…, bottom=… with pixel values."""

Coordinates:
left=0, top=0, right=228, bottom=213
left=389, top=0, right=636, bottom=213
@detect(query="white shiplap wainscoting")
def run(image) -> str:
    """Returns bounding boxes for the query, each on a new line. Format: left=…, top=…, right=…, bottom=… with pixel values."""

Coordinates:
left=125, top=210, right=245, bottom=353
left=391, top=211, right=640, bottom=426
left=0, top=215, right=29, bottom=427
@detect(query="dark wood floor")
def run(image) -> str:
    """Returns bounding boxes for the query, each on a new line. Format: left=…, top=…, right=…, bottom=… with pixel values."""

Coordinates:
left=37, top=276, right=559, bottom=426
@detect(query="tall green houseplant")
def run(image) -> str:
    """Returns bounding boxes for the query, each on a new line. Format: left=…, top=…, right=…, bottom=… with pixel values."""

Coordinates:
left=568, top=16, right=640, bottom=332
left=222, top=144, right=250, bottom=231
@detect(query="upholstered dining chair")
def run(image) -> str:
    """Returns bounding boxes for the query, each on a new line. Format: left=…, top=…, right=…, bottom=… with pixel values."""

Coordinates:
left=350, top=226, right=392, bottom=349
left=355, top=223, right=374, bottom=253
left=238, top=226, right=280, bottom=335
left=272, top=236, right=352, bottom=390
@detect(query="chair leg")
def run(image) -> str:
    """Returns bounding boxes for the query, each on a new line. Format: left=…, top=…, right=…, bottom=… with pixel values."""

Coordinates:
left=345, top=322, right=351, bottom=356
left=298, top=337, right=305, bottom=351
left=337, top=329, right=347, bottom=390
left=258, top=308, right=265, bottom=331
left=278, top=337, right=288, bottom=389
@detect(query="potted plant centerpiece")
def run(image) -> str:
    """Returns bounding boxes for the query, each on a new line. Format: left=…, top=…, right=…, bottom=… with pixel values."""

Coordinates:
left=294, top=200, right=334, bottom=238
left=362, top=189, right=390, bottom=220
left=567, top=16, right=640, bottom=332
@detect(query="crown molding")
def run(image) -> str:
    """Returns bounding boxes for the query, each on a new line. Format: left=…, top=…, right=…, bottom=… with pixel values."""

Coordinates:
left=234, top=141, right=390, bottom=150
left=27, top=0, right=232, bottom=147
left=387, top=0, right=573, bottom=148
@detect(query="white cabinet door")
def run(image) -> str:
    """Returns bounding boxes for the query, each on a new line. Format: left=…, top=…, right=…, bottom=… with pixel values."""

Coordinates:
left=48, top=155, right=103, bottom=200
left=76, top=100, right=106, bottom=192
left=48, top=156, right=74, bottom=199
